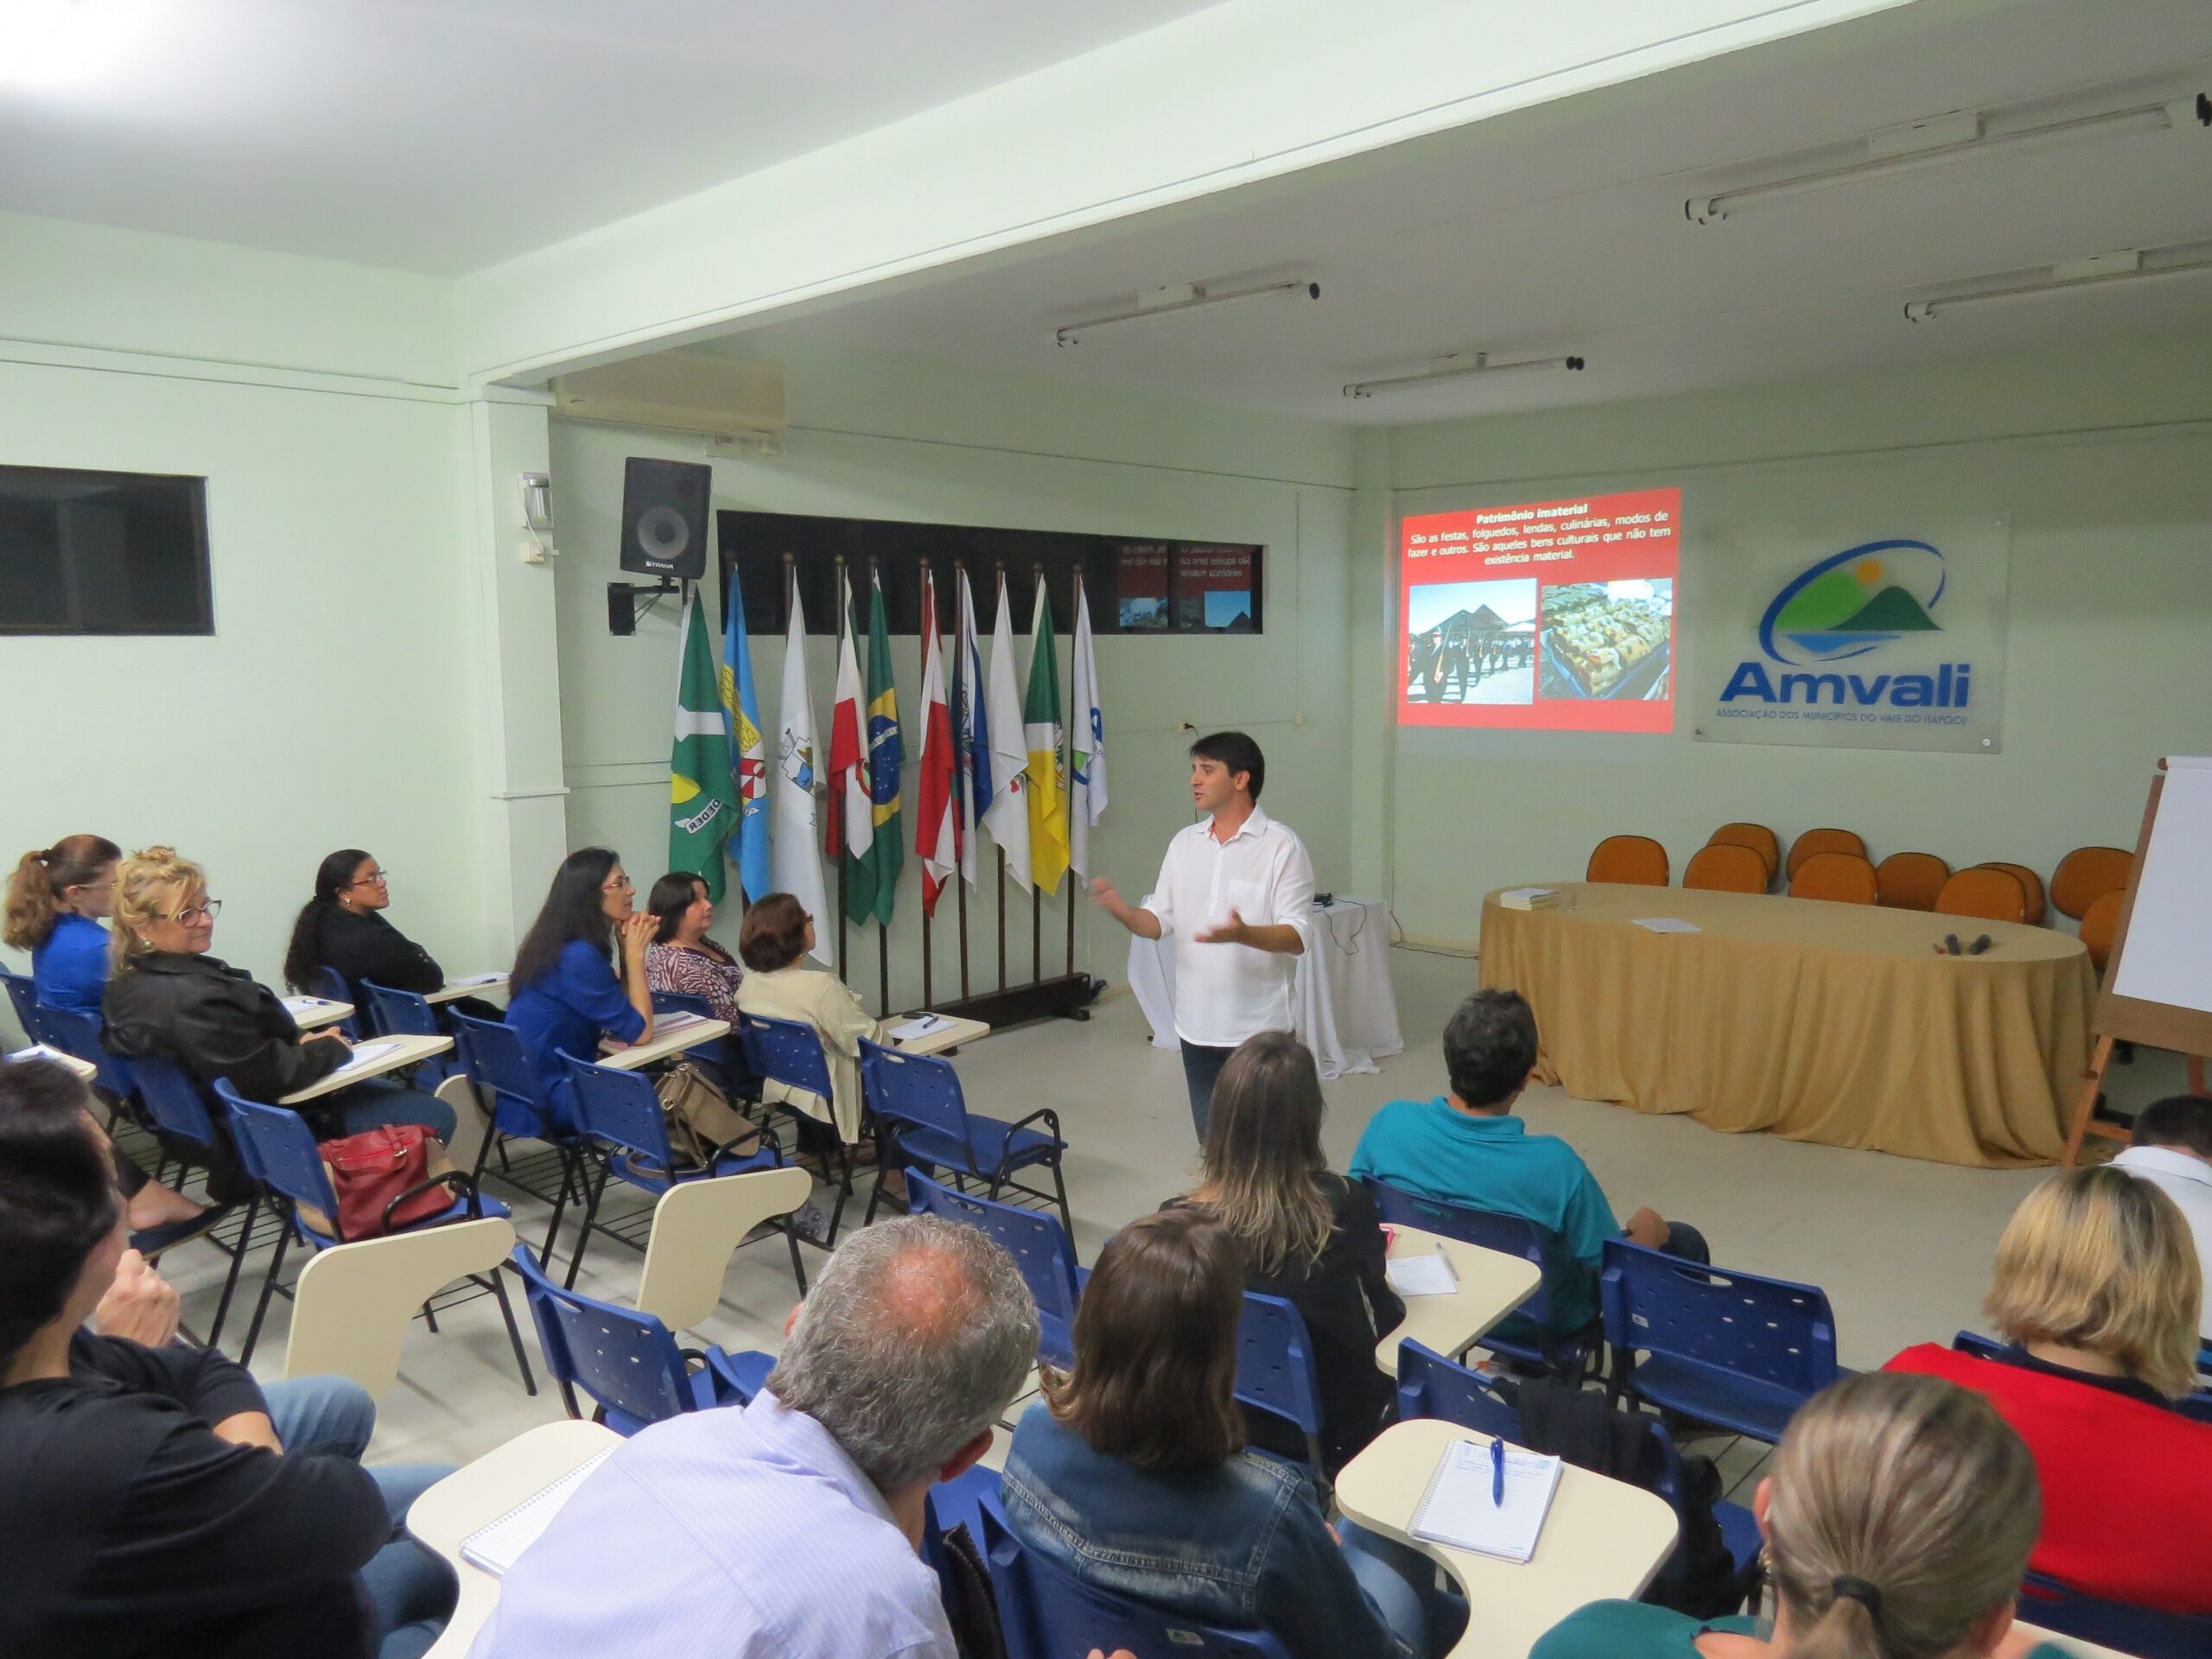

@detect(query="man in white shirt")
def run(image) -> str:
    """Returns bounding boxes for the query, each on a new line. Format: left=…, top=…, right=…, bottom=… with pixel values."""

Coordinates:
left=470, top=1217, right=1038, bottom=1659
left=1090, top=731, right=1314, bottom=1139
left=2113, top=1094, right=2212, bottom=1343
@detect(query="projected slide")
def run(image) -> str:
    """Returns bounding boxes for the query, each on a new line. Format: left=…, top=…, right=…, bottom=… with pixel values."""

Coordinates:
left=1398, top=488, right=1681, bottom=732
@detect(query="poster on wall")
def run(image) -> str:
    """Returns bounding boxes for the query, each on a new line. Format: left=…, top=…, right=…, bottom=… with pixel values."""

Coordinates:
left=1694, top=515, right=2009, bottom=753
left=1396, top=489, right=1681, bottom=732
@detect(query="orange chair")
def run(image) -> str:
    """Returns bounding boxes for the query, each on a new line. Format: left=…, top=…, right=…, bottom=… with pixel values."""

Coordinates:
left=1789, top=851, right=1878, bottom=905
left=1683, top=843, right=1768, bottom=894
left=1706, top=823, right=1779, bottom=885
left=1785, top=828, right=1868, bottom=879
left=1874, top=851, right=1950, bottom=911
left=1586, top=836, right=1669, bottom=887
left=1974, top=862, right=2047, bottom=926
left=2079, top=889, right=2124, bottom=975
left=1935, top=866, right=2029, bottom=925
left=2051, top=846, right=2133, bottom=921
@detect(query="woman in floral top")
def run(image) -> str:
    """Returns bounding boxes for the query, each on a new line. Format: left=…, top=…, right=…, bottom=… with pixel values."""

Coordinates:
left=642, top=873, right=743, bottom=1021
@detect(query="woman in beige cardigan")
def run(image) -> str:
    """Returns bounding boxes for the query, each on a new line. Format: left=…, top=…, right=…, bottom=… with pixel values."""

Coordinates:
left=735, top=893, right=880, bottom=1149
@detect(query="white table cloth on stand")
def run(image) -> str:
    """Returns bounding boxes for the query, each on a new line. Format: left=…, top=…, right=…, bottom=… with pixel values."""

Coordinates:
left=1128, top=894, right=1404, bottom=1081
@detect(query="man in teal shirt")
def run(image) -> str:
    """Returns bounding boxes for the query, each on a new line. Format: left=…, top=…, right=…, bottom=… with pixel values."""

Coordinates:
left=1350, top=989, right=1706, bottom=1339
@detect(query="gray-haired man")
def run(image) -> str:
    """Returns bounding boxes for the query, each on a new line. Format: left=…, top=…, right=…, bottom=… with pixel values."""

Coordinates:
left=473, top=1216, right=1039, bottom=1659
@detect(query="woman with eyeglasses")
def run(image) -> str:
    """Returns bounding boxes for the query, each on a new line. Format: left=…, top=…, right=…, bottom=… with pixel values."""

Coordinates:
left=101, top=848, right=455, bottom=1193
left=505, top=849, right=657, bottom=1135
left=283, top=849, right=439, bottom=1003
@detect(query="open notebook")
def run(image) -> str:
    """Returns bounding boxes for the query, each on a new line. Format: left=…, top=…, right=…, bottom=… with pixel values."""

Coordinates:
left=459, top=1447, right=615, bottom=1576
left=1409, top=1438, right=1563, bottom=1564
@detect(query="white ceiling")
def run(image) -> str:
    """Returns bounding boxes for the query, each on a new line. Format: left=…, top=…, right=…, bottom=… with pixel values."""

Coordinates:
left=714, top=0, right=2212, bottom=426
left=0, top=0, right=1219, bottom=273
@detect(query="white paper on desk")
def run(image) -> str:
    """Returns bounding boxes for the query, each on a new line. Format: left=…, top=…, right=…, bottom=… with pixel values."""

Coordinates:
left=1631, top=917, right=1702, bottom=934
left=280, top=995, right=335, bottom=1016
left=1386, top=1251, right=1459, bottom=1298
left=460, top=1447, right=615, bottom=1577
left=650, top=1010, right=710, bottom=1034
left=7, top=1043, right=74, bottom=1065
left=325, top=1039, right=404, bottom=1077
left=448, top=972, right=506, bottom=987
left=1411, top=1440, right=1563, bottom=1563
left=889, top=1014, right=949, bottom=1042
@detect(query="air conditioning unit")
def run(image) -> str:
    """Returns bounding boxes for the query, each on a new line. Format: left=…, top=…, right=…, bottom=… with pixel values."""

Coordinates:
left=550, top=351, right=785, bottom=442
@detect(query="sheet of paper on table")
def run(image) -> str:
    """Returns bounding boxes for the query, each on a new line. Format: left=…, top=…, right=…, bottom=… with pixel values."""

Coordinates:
left=449, top=972, right=506, bottom=987
left=1498, top=887, right=1561, bottom=911
left=7, top=1043, right=75, bottom=1066
left=325, top=1039, right=404, bottom=1077
left=460, top=1447, right=615, bottom=1577
left=650, top=1011, right=711, bottom=1034
left=1386, top=1251, right=1459, bottom=1298
left=281, top=996, right=339, bottom=1017
left=888, top=1014, right=950, bottom=1042
left=1411, top=1439, right=1563, bottom=1563
left=1632, top=917, right=1702, bottom=933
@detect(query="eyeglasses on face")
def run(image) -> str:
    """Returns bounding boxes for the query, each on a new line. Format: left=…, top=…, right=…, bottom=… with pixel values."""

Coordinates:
left=349, top=870, right=390, bottom=888
left=171, top=899, right=223, bottom=925
left=602, top=874, right=634, bottom=893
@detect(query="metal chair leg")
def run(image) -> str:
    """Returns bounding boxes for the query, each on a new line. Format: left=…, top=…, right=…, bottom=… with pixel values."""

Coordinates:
left=204, top=1193, right=260, bottom=1351
left=785, top=1220, right=809, bottom=1294
left=537, top=1146, right=580, bottom=1268
left=485, top=1266, right=537, bottom=1395
left=238, top=1220, right=292, bottom=1368
left=421, top=1299, right=439, bottom=1333
left=564, top=1155, right=614, bottom=1289
left=1050, top=1159, right=1075, bottom=1244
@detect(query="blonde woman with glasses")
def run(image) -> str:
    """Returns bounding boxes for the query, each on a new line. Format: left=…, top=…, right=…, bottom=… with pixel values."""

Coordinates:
left=1886, top=1166, right=2212, bottom=1616
left=1535, top=1371, right=2069, bottom=1659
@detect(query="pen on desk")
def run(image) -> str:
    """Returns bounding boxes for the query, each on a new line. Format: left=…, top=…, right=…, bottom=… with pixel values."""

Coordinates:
left=1490, top=1437, right=1504, bottom=1508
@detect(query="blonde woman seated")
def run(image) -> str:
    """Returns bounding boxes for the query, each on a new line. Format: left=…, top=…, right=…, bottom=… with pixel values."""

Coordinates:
left=1533, top=1371, right=2070, bottom=1659
left=734, top=893, right=878, bottom=1158
left=1885, top=1166, right=2212, bottom=1615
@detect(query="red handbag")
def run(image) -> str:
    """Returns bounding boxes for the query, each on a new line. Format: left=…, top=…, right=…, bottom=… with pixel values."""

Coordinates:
left=316, top=1124, right=456, bottom=1240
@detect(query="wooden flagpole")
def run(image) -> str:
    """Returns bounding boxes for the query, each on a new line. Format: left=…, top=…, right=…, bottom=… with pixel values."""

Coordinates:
left=1032, top=561, right=1045, bottom=986
left=1065, top=561, right=1080, bottom=978
left=954, top=559, right=971, bottom=1001
left=995, top=561, right=1009, bottom=993
left=833, top=553, right=849, bottom=985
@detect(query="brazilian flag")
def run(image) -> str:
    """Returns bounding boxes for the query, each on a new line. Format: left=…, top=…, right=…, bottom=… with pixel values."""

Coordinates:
left=669, top=587, right=738, bottom=901
left=849, top=574, right=904, bottom=925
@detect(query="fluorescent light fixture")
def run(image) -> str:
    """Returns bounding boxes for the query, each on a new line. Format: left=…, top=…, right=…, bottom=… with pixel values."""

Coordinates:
left=1344, top=352, right=1585, bottom=400
left=1904, top=241, right=2212, bottom=321
left=1054, top=279, right=1319, bottom=347
left=1688, top=92, right=2209, bottom=224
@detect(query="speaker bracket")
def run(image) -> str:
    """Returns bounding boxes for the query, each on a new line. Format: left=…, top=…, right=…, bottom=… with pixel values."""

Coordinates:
left=607, top=576, right=682, bottom=636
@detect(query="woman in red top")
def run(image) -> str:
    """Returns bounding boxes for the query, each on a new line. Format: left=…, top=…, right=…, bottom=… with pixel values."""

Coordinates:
left=1885, top=1166, right=2212, bottom=1617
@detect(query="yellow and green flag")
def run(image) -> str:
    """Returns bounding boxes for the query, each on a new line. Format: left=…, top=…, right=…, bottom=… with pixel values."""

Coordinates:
left=849, top=570, right=904, bottom=925
left=670, top=586, right=738, bottom=900
left=1024, top=583, right=1070, bottom=895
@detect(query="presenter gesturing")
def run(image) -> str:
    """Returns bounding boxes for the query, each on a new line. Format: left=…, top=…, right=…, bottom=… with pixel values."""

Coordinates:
left=1090, top=731, right=1314, bottom=1139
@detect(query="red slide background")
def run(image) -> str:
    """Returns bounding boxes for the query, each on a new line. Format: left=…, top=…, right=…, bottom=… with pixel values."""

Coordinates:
left=1397, top=487, right=1681, bottom=732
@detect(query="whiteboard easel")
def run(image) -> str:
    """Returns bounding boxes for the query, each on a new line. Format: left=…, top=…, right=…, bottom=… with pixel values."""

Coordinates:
left=2063, top=756, right=2212, bottom=1165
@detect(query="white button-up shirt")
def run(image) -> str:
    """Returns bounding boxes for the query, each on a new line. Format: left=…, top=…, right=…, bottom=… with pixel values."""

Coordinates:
left=2113, top=1143, right=2212, bottom=1341
left=1145, top=804, right=1316, bottom=1048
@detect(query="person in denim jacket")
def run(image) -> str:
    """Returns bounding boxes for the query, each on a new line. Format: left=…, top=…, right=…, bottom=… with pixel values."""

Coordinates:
left=1001, top=1208, right=1462, bottom=1659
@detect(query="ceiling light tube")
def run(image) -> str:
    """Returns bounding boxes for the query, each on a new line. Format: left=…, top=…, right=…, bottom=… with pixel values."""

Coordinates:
left=1053, top=279, right=1319, bottom=346
left=1688, top=92, right=2209, bottom=224
left=1904, top=245, right=2212, bottom=321
left=1344, top=352, right=1585, bottom=399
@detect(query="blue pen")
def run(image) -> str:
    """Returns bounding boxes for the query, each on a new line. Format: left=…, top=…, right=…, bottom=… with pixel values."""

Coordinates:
left=1490, top=1437, right=1505, bottom=1507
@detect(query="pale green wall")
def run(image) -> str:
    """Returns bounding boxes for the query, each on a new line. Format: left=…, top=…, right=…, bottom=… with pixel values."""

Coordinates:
left=545, top=348, right=1355, bottom=1012
left=1364, top=328, right=2212, bottom=948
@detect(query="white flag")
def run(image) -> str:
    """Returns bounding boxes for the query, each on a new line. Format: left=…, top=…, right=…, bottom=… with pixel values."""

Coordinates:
left=956, top=569, right=988, bottom=887
left=1070, top=582, right=1108, bottom=879
left=771, top=569, right=832, bottom=963
left=983, top=570, right=1032, bottom=891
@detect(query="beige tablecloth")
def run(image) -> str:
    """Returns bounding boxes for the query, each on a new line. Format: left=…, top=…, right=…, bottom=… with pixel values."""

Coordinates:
left=1478, top=883, right=2096, bottom=1168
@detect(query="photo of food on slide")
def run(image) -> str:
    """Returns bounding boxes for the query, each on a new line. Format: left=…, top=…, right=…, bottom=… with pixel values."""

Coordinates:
left=1539, top=580, right=1673, bottom=702
left=1404, top=579, right=1536, bottom=706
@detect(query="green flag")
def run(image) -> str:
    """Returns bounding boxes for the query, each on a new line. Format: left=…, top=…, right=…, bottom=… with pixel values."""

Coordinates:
left=849, top=572, right=905, bottom=926
left=670, top=586, right=738, bottom=901
left=1024, top=586, right=1070, bottom=896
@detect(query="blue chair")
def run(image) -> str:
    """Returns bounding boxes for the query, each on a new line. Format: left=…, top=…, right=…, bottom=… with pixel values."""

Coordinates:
left=359, top=980, right=463, bottom=1082
left=2017, top=1571, right=2212, bottom=1659
left=980, top=1503, right=1291, bottom=1659
left=36, top=1003, right=137, bottom=1105
left=216, top=1078, right=534, bottom=1389
left=1236, top=1291, right=1327, bottom=1477
left=908, top=1168, right=1083, bottom=1370
left=1600, top=1238, right=1843, bottom=1442
left=858, top=1039, right=1071, bottom=1236
left=1953, top=1331, right=2212, bottom=1423
left=652, top=989, right=756, bottom=1097
left=1363, top=1178, right=1599, bottom=1377
left=306, top=966, right=365, bottom=1040
left=739, top=1010, right=857, bottom=1242
left=1394, top=1338, right=1760, bottom=1590
left=121, top=1052, right=265, bottom=1347
left=3, top=966, right=50, bottom=1046
left=449, top=1009, right=589, bottom=1267
left=506, top=1245, right=765, bottom=1433
left=559, top=1051, right=799, bottom=1294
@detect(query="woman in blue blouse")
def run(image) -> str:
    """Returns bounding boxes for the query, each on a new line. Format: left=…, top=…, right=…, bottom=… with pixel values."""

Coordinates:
left=505, top=849, right=658, bottom=1134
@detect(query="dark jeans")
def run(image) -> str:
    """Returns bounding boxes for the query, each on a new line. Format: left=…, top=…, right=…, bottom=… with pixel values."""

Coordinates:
left=1179, top=1040, right=1238, bottom=1141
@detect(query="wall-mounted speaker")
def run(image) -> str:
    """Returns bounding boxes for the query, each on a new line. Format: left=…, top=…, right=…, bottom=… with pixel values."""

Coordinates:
left=620, top=457, right=710, bottom=580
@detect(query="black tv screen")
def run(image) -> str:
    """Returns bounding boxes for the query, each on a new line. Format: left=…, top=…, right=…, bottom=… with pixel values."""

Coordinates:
left=0, top=466, right=213, bottom=635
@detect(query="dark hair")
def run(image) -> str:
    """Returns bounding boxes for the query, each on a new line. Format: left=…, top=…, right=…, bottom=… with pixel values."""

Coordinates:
left=1442, top=989, right=1539, bottom=1109
left=0, top=1059, right=122, bottom=1370
left=1041, top=1208, right=1245, bottom=1471
left=1196, top=1032, right=1336, bottom=1274
left=512, top=848, right=621, bottom=990
left=283, top=848, right=372, bottom=993
left=647, top=872, right=707, bottom=944
left=738, top=892, right=810, bottom=972
left=4, top=835, right=122, bottom=952
left=2133, top=1096, right=2212, bottom=1160
left=1189, top=731, right=1265, bottom=802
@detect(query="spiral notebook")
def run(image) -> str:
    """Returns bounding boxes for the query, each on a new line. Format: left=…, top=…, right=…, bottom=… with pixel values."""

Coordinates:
left=1409, top=1439, right=1563, bottom=1563
left=459, top=1447, right=614, bottom=1576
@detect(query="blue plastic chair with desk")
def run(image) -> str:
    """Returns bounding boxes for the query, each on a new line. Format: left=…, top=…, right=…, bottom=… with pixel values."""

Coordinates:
left=1236, top=1290, right=1329, bottom=1478
left=857, top=1037, right=1071, bottom=1235
left=738, top=1010, right=860, bottom=1243
left=907, top=1168, right=1084, bottom=1371
left=303, top=967, right=366, bottom=1040
left=448, top=1009, right=590, bottom=1268
left=358, top=979, right=465, bottom=1082
left=1953, top=1329, right=2212, bottom=1423
left=215, top=1077, right=536, bottom=1386
left=3, top=967, right=52, bottom=1046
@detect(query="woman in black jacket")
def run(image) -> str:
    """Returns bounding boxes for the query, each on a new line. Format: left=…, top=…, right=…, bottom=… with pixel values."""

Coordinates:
left=102, top=849, right=454, bottom=1163
left=1164, top=1030, right=1405, bottom=1474
left=283, top=849, right=504, bottom=1023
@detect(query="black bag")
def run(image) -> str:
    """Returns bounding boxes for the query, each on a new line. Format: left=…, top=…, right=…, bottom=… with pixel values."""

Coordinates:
left=931, top=1521, right=1008, bottom=1659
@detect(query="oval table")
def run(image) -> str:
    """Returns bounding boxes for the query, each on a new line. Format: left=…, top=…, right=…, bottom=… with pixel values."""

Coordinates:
left=1478, top=883, right=2094, bottom=1168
